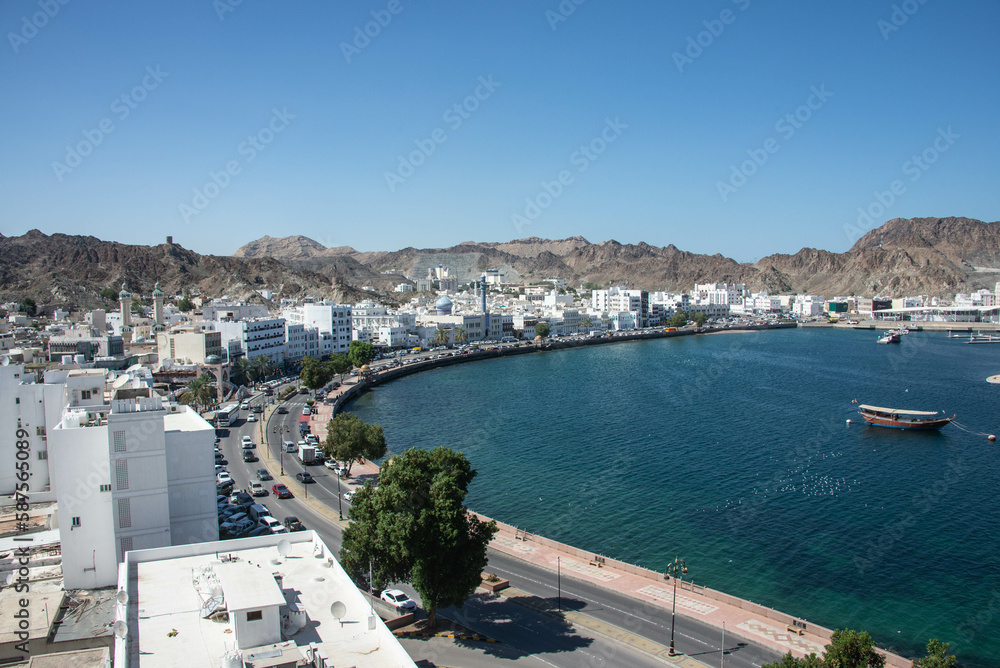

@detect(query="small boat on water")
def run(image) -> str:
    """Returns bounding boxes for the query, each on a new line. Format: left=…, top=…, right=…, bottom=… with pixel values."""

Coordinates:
left=877, top=331, right=901, bottom=344
left=858, top=404, right=955, bottom=430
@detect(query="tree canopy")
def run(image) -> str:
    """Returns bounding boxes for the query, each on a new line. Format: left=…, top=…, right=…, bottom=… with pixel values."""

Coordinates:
left=179, top=373, right=216, bottom=413
left=349, top=340, right=377, bottom=367
left=915, top=639, right=957, bottom=668
left=691, top=312, right=708, bottom=326
left=323, top=412, right=386, bottom=476
left=339, top=446, right=498, bottom=627
left=762, top=629, right=886, bottom=668
left=299, top=356, right=334, bottom=392
left=433, top=328, right=450, bottom=347
left=328, top=353, right=352, bottom=381
left=20, top=298, right=36, bottom=316
left=667, top=310, right=688, bottom=327
left=534, top=322, right=551, bottom=338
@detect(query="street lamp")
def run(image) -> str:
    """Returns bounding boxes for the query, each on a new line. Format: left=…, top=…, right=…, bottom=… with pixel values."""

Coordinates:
left=665, top=556, right=688, bottom=656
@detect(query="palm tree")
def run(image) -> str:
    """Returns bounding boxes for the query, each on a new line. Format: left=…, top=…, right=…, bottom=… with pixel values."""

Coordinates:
left=434, top=328, right=450, bottom=347
left=580, top=317, right=593, bottom=332
left=453, top=327, right=468, bottom=345
left=180, top=373, right=215, bottom=413
left=252, top=354, right=273, bottom=383
left=231, top=356, right=252, bottom=387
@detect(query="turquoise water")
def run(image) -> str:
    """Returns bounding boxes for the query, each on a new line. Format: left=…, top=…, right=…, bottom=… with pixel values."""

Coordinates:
left=346, top=329, right=1000, bottom=666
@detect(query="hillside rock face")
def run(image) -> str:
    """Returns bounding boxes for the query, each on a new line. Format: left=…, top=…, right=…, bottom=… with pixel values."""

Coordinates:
left=233, top=217, right=1000, bottom=298
left=0, top=231, right=370, bottom=310
left=3, top=217, right=997, bottom=311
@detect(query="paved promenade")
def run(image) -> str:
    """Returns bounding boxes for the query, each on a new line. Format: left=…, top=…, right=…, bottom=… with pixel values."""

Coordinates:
left=291, top=362, right=912, bottom=668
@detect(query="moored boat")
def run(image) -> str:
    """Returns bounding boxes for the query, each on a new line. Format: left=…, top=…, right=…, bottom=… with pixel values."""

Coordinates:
left=877, top=331, right=901, bottom=344
left=858, top=404, right=955, bottom=430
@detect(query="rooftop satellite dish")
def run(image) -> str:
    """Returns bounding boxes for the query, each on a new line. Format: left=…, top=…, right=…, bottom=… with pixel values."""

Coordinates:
left=276, top=539, right=291, bottom=557
left=116, top=590, right=129, bottom=605
left=112, top=375, right=130, bottom=389
left=1, top=356, right=9, bottom=366
left=112, top=620, right=129, bottom=638
left=330, top=601, right=347, bottom=627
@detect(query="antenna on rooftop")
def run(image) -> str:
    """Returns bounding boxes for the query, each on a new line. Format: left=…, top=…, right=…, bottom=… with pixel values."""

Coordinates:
left=116, top=590, right=129, bottom=605
left=112, top=620, right=129, bottom=638
left=330, top=601, right=347, bottom=627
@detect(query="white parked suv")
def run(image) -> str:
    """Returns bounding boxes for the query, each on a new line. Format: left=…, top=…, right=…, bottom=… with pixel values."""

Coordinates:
left=380, top=589, right=416, bottom=612
left=257, top=516, right=287, bottom=534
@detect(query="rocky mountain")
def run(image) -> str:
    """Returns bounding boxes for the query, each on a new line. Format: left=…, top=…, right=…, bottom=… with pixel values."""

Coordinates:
left=233, top=217, right=1000, bottom=297
left=0, top=231, right=374, bottom=311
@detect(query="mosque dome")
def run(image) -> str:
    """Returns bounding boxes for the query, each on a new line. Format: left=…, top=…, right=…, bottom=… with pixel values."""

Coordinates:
left=434, top=295, right=453, bottom=315
left=205, top=354, right=222, bottom=365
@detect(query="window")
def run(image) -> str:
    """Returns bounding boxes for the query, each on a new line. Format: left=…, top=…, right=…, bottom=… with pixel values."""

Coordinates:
left=117, top=498, right=131, bottom=528
left=120, top=536, right=133, bottom=561
left=115, top=460, right=129, bottom=490
left=37, top=451, right=47, bottom=460
left=14, top=397, right=19, bottom=405
left=100, top=484, right=111, bottom=492
left=81, top=390, right=92, bottom=400
left=36, top=426, right=45, bottom=436
left=71, top=517, right=81, bottom=527
left=246, top=610, right=263, bottom=622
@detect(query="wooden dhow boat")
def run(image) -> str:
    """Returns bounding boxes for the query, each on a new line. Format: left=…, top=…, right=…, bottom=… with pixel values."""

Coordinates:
left=858, top=404, right=955, bottom=430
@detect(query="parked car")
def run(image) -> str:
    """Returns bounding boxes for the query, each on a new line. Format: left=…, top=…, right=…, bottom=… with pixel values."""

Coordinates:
left=217, top=479, right=235, bottom=493
left=343, top=490, right=355, bottom=502
left=216, top=471, right=233, bottom=485
left=242, top=450, right=257, bottom=463
left=229, top=491, right=254, bottom=507
left=283, top=516, right=305, bottom=532
left=256, top=469, right=273, bottom=481
left=272, top=484, right=292, bottom=499
left=246, top=526, right=272, bottom=537
left=248, top=482, right=266, bottom=497
left=380, top=589, right=416, bottom=612
left=324, top=459, right=339, bottom=471
left=257, top=516, right=288, bottom=533
left=295, top=472, right=314, bottom=484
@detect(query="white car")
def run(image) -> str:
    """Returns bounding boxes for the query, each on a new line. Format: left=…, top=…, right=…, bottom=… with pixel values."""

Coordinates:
left=324, top=459, right=339, bottom=471
left=343, top=490, right=355, bottom=502
left=247, top=412, right=257, bottom=422
left=380, top=589, right=416, bottom=612
left=240, top=401, right=250, bottom=410
left=248, top=482, right=266, bottom=497
left=257, top=516, right=287, bottom=534
left=216, top=472, right=232, bottom=485
left=301, top=406, right=311, bottom=416
left=241, top=436, right=253, bottom=449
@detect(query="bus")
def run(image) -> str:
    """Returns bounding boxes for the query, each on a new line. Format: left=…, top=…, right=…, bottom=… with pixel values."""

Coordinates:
left=217, top=403, right=240, bottom=428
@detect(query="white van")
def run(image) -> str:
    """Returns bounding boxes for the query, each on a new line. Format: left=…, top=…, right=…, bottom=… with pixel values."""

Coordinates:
left=257, top=516, right=287, bottom=534
left=283, top=441, right=297, bottom=453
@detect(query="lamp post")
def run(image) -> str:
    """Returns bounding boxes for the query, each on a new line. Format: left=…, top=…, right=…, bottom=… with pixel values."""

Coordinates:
left=665, top=556, right=687, bottom=656
left=337, top=473, right=344, bottom=520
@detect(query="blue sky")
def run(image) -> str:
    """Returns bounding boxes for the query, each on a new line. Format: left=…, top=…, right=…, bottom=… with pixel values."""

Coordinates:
left=1, top=1, right=997, bottom=261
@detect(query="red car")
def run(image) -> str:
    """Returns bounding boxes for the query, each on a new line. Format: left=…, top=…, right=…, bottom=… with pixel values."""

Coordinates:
left=272, top=484, right=292, bottom=499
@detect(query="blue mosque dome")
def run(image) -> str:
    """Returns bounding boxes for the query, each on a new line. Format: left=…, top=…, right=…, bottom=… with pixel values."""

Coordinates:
left=434, top=295, right=453, bottom=315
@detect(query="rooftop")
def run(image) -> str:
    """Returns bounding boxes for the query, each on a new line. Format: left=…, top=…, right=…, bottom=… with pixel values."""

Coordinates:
left=120, top=531, right=415, bottom=668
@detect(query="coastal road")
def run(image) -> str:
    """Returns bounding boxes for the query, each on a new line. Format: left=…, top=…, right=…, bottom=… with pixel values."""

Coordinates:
left=219, top=386, right=781, bottom=668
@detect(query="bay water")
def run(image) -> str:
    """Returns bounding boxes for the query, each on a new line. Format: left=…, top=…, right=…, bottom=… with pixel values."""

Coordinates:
left=347, top=328, right=1000, bottom=666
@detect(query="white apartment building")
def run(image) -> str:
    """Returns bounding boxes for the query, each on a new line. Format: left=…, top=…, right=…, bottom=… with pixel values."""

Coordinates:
left=793, top=295, right=826, bottom=317
left=216, top=317, right=286, bottom=365
left=693, top=283, right=748, bottom=306
left=394, top=282, right=414, bottom=293
left=284, top=323, right=320, bottom=361
left=591, top=287, right=649, bottom=327
left=114, top=531, right=417, bottom=668
left=47, top=369, right=217, bottom=590
left=202, top=301, right=269, bottom=321
left=281, top=303, right=352, bottom=356
left=0, top=363, right=61, bottom=497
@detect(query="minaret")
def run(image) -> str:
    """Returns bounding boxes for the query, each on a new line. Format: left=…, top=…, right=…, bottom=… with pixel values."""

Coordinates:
left=152, top=281, right=165, bottom=332
left=119, top=282, right=133, bottom=342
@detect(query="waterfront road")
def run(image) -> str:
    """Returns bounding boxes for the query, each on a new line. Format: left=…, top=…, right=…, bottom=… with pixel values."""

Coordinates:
left=217, top=386, right=782, bottom=668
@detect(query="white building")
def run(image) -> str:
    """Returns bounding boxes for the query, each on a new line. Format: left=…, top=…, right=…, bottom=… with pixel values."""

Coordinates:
left=793, top=295, right=826, bottom=317
left=693, top=283, right=748, bottom=307
left=114, top=531, right=417, bottom=668
left=156, top=329, right=223, bottom=365
left=284, top=323, right=320, bottom=361
left=281, top=303, right=352, bottom=356
left=202, top=301, right=269, bottom=322
left=48, top=369, right=217, bottom=589
left=217, top=317, right=286, bottom=365
left=394, top=282, right=414, bottom=293
left=0, top=363, right=60, bottom=497
left=591, top=287, right=649, bottom=327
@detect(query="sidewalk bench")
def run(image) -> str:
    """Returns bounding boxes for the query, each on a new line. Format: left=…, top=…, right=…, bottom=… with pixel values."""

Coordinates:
left=786, top=625, right=804, bottom=636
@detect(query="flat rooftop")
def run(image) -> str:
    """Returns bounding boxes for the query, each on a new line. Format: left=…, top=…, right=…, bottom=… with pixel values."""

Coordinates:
left=122, top=532, right=415, bottom=668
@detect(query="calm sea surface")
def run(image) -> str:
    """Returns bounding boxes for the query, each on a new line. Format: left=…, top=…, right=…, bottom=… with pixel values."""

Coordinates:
left=346, top=328, right=1000, bottom=666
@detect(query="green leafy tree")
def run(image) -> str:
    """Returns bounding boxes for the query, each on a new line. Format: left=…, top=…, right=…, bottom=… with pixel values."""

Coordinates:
left=176, top=289, right=195, bottom=313
left=231, top=357, right=251, bottom=386
left=823, top=629, right=885, bottom=668
left=20, top=298, right=36, bottom=317
left=915, top=639, right=957, bottom=668
left=763, top=653, right=824, bottom=668
left=328, top=353, right=352, bottom=382
left=340, top=446, right=498, bottom=628
left=323, top=412, right=386, bottom=476
left=580, top=316, right=593, bottom=331
left=99, top=287, right=118, bottom=301
left=433, top=328, right=450, bottom=347
left=349, top=340, right=377, bottom=368
left=667, top=310, right=688, bottom=327
left=534, top=322, right=551, bottom=338
left=453, top=327, right=468, bottom=344
left=299, top=356, right=333, bottom=393
left=692, top=312, right=708, bottom=327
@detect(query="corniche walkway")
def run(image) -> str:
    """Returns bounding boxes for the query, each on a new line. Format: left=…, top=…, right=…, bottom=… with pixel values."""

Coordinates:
left=291, top=330, right=913, bottom=668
